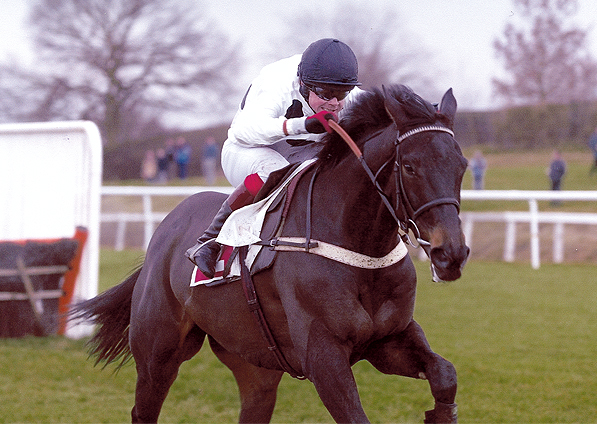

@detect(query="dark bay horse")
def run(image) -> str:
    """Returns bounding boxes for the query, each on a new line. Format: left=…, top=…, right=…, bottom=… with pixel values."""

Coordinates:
left=71, top=85, right=469, bottom=423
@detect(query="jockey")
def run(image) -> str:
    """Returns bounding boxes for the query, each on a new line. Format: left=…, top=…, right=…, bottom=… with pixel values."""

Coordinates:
left=186, top=38, right=363, bottom=278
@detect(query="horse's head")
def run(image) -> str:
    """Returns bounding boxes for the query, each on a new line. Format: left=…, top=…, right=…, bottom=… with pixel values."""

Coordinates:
left=317, top=84, right=469, bottom=281
left=383, top=85, right=469, bottom=281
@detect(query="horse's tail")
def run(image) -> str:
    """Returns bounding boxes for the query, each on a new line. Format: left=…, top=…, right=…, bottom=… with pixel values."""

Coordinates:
left=69, top=267, right=141, bottom=369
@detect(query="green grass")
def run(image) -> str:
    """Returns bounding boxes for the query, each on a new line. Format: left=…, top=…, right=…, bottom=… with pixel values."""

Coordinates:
left=414, top=260, right=597, bottom=423
left=99, top=249, right=145, bottom=291
left=3, top=149, right=594, bottom=422
left=1, top=252, right=596, bottom=423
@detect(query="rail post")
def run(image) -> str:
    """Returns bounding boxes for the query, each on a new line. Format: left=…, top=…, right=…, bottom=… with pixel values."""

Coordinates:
left=529, top=199, right=540, bottom=269
left=142, top=194, right=153, bottom=251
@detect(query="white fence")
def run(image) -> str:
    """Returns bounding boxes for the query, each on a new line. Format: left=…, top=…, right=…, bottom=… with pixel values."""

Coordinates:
left=461, top=190, right=597, bottom=268
left=101, top=185, right=233, bottom=251
left=101, top=187, right=597, bottom=268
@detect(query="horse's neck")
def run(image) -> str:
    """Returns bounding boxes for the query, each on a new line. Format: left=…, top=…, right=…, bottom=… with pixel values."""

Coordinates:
left=304, top=160, right=398, bottom=256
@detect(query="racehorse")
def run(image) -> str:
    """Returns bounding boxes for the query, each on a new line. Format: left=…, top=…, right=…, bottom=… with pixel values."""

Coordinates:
left=71, top=84, right=469, bottom=423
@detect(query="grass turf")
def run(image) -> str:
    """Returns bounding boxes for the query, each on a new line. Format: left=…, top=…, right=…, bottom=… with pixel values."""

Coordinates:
left=1, top=251, right=595, bottom=423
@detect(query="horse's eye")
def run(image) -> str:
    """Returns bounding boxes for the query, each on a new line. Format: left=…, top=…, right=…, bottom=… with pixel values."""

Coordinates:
left=403, top=163, right=416, bottom=176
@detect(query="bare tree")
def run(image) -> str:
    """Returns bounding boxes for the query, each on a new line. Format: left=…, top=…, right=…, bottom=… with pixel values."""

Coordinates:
left=493, top=0, right=597, bottom=106
left=0, top=0, right=242, bottom=146
left=264, top=3, right=440, bottom=100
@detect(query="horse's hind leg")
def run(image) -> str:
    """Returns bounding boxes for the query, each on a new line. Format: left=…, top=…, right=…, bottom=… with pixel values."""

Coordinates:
left=130, top=318, right=206, bottom=423
left=209, top=337, right=283, bottom=423
left=364, top=320, right=458, bottom=423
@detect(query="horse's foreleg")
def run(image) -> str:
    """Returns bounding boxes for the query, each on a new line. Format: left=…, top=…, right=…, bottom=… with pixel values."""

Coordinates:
left=364, top=320, right=457, bottom=423
left=209, top=337, right=283, bottom=423
left=305, top=323, right=370, bottom=423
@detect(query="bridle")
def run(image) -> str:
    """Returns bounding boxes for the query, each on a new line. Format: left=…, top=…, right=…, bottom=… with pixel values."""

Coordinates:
left=328, top=120, right=461, bottom=248
left=394, top=125, right=460, bottom=247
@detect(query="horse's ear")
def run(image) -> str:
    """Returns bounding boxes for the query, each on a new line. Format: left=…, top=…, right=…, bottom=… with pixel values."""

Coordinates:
left=383, top=85, right=408, bottom=126
left=438, top=88, right=457, bottom=127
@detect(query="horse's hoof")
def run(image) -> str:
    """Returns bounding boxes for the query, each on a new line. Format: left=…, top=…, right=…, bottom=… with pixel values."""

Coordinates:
left=424, top=402, right=457, bottom=423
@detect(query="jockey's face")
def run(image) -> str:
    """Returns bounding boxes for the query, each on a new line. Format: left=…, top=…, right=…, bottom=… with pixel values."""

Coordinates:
left=308, top=90, right=345, bottom=114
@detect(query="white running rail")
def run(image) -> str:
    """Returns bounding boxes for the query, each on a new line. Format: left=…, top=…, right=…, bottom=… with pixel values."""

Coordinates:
left=101, top=187, right=597, bottom=268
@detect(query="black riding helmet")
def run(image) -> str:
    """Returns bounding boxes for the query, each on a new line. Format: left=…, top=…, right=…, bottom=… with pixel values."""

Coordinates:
left=298, top=38, right=361, bottom=87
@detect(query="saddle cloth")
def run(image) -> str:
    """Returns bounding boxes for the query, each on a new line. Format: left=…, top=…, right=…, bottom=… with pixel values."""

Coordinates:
left=216, top=159, right=316, bottom=248
left=190, top=159, right=316, bottom=287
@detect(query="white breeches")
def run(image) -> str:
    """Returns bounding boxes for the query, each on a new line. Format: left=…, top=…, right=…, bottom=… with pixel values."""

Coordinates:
left=221, top=142, right=289, bottom=187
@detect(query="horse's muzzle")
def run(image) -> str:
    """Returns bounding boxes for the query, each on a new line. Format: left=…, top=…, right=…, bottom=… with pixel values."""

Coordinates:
left=429, top=244, right=470, bottom=282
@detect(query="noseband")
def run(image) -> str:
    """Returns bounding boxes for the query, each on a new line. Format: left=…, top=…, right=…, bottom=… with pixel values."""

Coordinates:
left=328, top=120, right=460, bottom=248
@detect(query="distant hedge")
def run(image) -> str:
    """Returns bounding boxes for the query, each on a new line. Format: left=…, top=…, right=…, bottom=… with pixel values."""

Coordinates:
left=455, top=101, right=597, bottom=150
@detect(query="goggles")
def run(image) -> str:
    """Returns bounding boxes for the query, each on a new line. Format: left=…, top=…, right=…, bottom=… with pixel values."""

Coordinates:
left=306, top=83, right=352, bottom=101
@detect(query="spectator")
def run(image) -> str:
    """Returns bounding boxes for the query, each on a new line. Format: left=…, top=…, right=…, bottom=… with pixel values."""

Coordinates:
left=155, top=148, right=169, bottom=184
left=140, top=149, right=157, bottom=182
left=175, top=136, right=191, bottom=179
left=548, top=149, right=566, bottom=206
left=469, top=150, right=487, bottom=190
left=165, top=138, right=176, bottom=179
left=589, top=126, right=597, bottom=175
left=202, top=136, right=219, bottom=185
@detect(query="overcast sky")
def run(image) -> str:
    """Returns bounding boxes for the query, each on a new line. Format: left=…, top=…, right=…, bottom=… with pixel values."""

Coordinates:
left=1, top=0, right=597, bottom=115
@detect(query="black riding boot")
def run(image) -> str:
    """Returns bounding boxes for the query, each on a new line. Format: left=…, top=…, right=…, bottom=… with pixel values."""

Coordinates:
left=185, top=201, right=232, bottom=277
left=185, top=174, right=263, bottom=278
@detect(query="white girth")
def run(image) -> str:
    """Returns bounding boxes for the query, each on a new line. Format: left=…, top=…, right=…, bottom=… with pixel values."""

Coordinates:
left=270, top=237, right=408, bottom=269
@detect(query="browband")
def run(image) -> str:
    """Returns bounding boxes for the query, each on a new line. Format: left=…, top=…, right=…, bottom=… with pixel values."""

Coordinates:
left=397, top=126, right=454, bottom=143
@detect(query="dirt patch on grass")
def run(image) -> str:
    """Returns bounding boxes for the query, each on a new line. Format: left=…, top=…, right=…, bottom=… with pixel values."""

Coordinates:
left=461, top=221, right=597, bottom=264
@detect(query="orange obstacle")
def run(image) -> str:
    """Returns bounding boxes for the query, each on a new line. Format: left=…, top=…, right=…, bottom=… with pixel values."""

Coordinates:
left=0, top=227, right=87, bottom=337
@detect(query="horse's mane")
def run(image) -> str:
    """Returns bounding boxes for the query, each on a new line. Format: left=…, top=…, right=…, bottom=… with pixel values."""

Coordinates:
left=317, top=84, right=439, bottom=167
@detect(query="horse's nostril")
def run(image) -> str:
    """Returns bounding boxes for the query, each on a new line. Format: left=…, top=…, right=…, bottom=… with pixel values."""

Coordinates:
left=431, top=245, right=469, bottom=270
left=430, top=248, right=450, bottom=267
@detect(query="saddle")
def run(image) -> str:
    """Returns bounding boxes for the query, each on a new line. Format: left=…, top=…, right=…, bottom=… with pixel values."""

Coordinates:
left=190, top=160, right=315, bottom=287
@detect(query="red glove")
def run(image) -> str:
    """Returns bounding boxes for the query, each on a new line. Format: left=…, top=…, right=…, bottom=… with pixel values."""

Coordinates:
left=305, top=111, right=338, bottom=134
